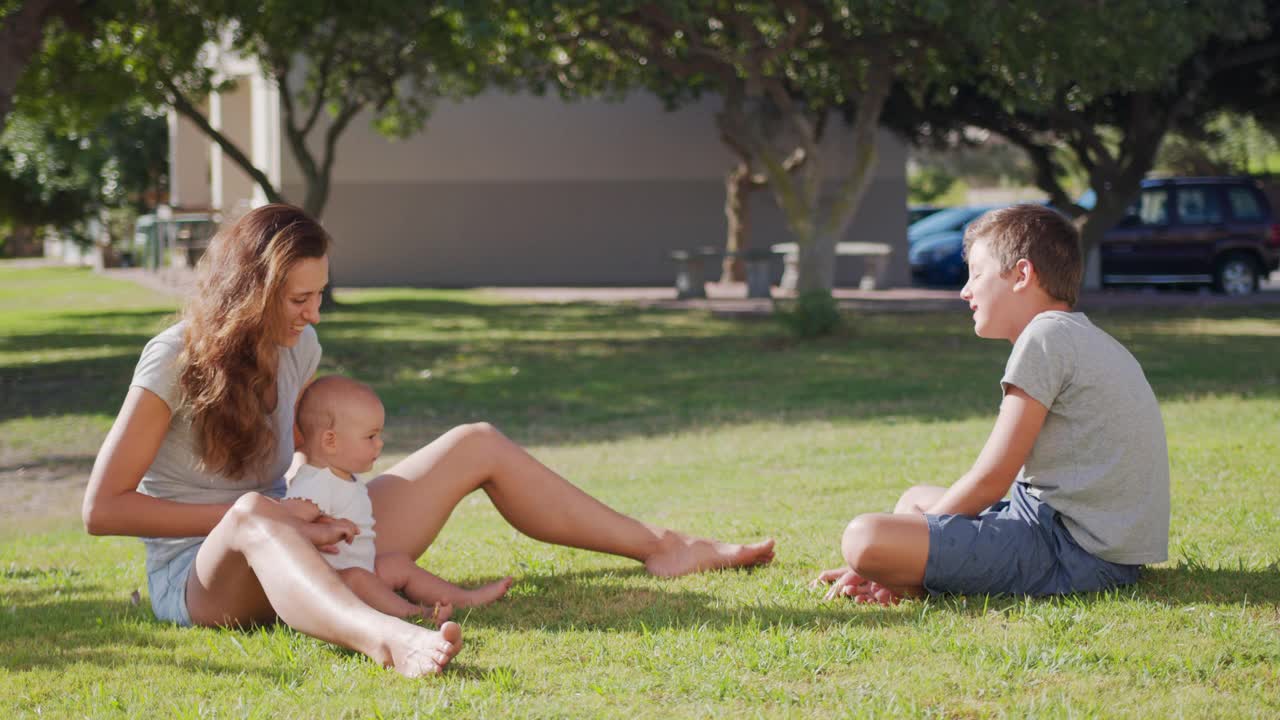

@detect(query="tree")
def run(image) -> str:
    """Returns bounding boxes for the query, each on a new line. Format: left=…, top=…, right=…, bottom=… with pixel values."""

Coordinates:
left=16, top=1, right=516, bottom=304
left=0, top=102, right=169, bottom=250
left=892, top=1, right=1280, bottom=286
left=544, top=1, right=974, bottom=298
left=0, top=0, right=81, bottom=128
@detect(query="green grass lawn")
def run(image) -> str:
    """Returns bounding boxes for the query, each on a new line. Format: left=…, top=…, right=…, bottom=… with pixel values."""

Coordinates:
left=1, top=263, right=1277, bottom=718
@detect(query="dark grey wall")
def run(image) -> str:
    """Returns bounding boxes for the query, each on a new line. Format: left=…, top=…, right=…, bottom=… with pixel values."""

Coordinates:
left=297, top=176, right=907, bottom=288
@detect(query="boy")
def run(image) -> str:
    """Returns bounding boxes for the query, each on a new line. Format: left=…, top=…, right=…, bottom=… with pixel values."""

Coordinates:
left=284, top=375, right=513, bottom=621
left=816, top=204, right=1170, bottom=603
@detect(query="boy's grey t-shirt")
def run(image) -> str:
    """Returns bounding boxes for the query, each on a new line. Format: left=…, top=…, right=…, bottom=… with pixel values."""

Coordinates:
left=130, top=322, right=322, bottom=574
left=1001, top=311, right=1169, bottom=565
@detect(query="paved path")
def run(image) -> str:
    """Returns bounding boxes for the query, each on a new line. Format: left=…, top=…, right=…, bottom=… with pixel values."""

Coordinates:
left=484, top=282, right=1280, bottom=315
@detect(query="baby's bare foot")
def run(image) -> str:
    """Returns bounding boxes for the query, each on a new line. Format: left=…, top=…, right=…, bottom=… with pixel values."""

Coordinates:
left=383, top=621, right=462, bottom=678
left=421, top=601, right=454, bottom=626
left=455, top=576, right=514, bottom=608
left=644, top=534, right=775, bottom=577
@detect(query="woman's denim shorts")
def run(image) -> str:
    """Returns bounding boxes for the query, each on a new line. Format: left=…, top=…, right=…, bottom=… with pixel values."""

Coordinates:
left=147, top=541, right=202, bottom=626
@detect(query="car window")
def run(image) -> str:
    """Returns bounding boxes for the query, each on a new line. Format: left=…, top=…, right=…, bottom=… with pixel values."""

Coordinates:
left=1126, top=189, right=1170, bottom=226
left=1175, top=186, right=1224, bottom=225
left=1226, top=187, right=1265, bottom=221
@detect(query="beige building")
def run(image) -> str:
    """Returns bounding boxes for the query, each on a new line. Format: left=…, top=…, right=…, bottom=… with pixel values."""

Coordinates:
left=170, top=67, right=909, bottom=288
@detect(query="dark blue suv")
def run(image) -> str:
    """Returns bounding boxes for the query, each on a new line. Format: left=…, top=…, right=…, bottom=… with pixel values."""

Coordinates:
left=1098, top=177, right=1280, bottom=295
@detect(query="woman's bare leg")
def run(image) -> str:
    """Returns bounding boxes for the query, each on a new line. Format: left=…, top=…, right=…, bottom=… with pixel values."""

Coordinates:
left=185, top=492, right=462, bottom=677
left=368, top=423, right=775, bottom=576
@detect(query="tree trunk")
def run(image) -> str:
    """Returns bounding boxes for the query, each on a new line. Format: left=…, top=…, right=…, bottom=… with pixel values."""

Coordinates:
left=1076, top=197, right=1131, bottom=290
left=2, top=224, right=40, bottom=257
left=795, top=232, right=838, bottom=293
left=0, top=0, right=77, bottom=129
left=721, top=162, right=753, bottom=282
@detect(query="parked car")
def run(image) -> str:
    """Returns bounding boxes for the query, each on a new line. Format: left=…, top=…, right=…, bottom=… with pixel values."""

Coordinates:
left=908, top=204, right=946, bottom=225
left=907, top=205, right=995, bottom=286
left=1092, top=177, right=1280, bottom=295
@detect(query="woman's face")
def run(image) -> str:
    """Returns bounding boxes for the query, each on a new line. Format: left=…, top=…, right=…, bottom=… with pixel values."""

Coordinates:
left=279, top=255, right=329, bottom=347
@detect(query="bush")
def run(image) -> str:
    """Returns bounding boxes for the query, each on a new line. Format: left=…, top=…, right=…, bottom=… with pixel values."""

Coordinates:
left=774, top=289, right=842, bottom=337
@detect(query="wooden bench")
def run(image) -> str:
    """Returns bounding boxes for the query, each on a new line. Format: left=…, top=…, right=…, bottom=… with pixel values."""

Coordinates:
left=771, top=241, right=893, bottom=291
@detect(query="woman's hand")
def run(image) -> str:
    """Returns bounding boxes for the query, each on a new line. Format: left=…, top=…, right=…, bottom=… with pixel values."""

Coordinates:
left=281, top=497, right=323, bottom=523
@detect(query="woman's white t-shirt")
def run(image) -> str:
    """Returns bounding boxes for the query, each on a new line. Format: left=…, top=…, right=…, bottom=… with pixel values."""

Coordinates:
left=130, top=322, right=321, bottom=573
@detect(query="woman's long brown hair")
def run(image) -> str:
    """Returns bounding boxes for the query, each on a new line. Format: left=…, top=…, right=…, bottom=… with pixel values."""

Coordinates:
left=178, top=204, right=330, bottom=480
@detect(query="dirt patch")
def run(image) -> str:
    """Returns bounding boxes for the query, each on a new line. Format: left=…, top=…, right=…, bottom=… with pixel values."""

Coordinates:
left=0, top=458, right=93, bottom=527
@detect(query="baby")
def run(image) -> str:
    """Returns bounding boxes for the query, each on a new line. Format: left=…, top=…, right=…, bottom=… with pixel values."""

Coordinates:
left=285, top=375, right=513, bottom=622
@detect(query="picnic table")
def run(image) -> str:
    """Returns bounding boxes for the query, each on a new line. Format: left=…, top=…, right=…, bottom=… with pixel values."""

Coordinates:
left=669, top=247, right=778, bottom=299
left=770, top=241, right=892, bottom=291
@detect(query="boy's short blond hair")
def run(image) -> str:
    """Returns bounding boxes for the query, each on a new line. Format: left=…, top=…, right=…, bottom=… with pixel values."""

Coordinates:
left=963, top=204, right=1082, bottom=306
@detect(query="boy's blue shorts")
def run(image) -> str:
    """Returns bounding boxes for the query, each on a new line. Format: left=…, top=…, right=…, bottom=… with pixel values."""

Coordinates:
left=923, top=482, right=1140, bottom=597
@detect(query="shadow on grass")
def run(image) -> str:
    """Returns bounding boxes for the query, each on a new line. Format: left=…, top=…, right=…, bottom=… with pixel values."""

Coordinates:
left=0, top=308, right=174, bottom=422
left=453, top=565, right=918, bottom=634
left=4, top=297, right=1279, bottom=453
left=904, top=564, right=1280, bottom=615
left=452, top=561, right=1280, bottom=636
left=0, top=582, right=277, bottom=678
left=1134, top=565, right=1280, bottom=606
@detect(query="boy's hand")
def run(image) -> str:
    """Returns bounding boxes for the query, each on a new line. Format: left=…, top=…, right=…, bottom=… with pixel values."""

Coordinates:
left=812, top=567, right=866, bottom=600
left=812, top=568, right=902, bottom=605
left=281, top=497, right=323, bottom=523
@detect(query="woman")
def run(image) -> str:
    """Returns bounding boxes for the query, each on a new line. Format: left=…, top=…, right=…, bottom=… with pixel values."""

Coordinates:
left=83, top=204, right=775, bottom=677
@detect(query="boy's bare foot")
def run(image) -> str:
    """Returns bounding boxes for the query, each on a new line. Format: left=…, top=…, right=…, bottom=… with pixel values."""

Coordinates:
left=382, top=621, right=463, bottom=678
left=455, top=576, right=514, bottom=608
left=644, top=534, right=775, bottom=577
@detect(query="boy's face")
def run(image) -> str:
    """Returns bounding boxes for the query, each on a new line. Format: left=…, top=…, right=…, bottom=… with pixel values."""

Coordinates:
left=329, top=395, right=386, bottom=475
left=960, top=238, right=1019, bottom=341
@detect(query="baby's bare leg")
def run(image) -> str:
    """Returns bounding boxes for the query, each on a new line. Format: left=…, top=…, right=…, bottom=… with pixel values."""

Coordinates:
left=376, top=553, right=513, bottom=608
left=337, top=566, right=433, bottom=620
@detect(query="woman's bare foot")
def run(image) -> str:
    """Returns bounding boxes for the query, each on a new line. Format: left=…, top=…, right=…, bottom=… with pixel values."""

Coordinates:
left=454, top=576, right=514, bottom=608
left=644, top=534, right=775, bottom=577
left=382, top=620, right=463, bottom=678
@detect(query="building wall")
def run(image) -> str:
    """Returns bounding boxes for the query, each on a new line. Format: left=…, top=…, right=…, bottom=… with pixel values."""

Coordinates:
left=286, top=176, right=906, bottom=287
left=275, top=91, right=909, bottom=287
left=168, top=105, right=212, bottom=210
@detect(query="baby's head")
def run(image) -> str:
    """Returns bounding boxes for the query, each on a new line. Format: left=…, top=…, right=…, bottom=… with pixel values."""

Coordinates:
left=296, top=375, right=385, bottom=477
left=961, top=204, right=1082, bottom=340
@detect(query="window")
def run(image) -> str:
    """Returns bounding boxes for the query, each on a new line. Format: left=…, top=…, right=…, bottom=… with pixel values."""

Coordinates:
left=1130, top=189, right=1170, bottom=226
left=1175, top=187, right=1224, bottom=225
left=1226, top=187, right=1265, bottom=221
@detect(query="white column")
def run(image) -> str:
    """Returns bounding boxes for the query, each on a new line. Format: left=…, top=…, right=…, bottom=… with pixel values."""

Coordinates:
left=209, top=90, right=224, bottom=211
left=250, top=71, right=281, bottom=208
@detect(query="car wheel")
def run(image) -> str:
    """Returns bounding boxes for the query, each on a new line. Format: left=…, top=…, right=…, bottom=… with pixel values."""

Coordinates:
left=1214, top=254, right=1259, bottom=296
